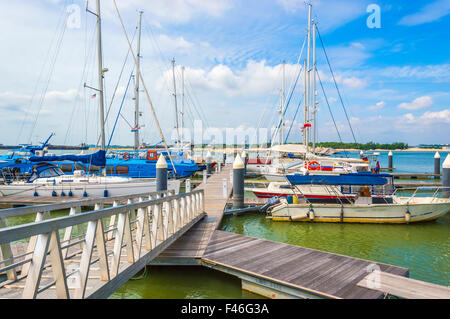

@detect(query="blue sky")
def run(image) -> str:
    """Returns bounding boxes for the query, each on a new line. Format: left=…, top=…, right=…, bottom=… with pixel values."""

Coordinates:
left=0, top=0, right=449, bottom=146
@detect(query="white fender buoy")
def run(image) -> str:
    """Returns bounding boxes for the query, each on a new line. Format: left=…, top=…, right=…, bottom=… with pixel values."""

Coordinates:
left=309, top=210, right=315, bottom=221
left=405, top=211, right=411, bottom=223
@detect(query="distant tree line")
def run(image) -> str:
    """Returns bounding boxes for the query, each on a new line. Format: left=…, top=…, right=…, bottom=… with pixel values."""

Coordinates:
left=315, top=142, right=409, bottom=150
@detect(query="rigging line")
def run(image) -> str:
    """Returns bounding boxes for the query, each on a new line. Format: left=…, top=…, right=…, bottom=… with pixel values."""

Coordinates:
left=113, top=0, right=177, bottom=173
left=184, top=82, right=209, bottom=128
left=28, top=8, right=69, bottom=144
left=271, top=64, right=304, bottom=145
left=184, top=75, right=210, bottom=128
left=270, top=35, right=306, bottom=146
left=107, top=72, right=134, bottom=151
left=145, top=21, right=209, bottom=131
left=284, top=94, right=304, bottom=143
left=317, top=70, right=349, bottom=158
left=96, top=29, right=137, bottom=147
left=141, top=22, right=174, bottom=98
left=316, top=25, right=357, bottom=143
left=64, top=26, right=98, bottom=144
left=185, top=84, right=209, bottom=129
left=283, top=34, right=307, bottom=111
left=16, top=1, right=69, bottom=144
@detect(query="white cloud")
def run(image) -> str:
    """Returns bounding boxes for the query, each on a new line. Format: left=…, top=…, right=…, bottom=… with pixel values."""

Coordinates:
left=377, top=64, right=450, bottom=81
left=157, top=35, right=194, bottom=52
left=398, top=96, right=433, bottom=110
left=419, top=109, right=450, bottom=123
left=340, top=76, right=367, bottom=89
left=367, top=101, right=386, bottom=111
left=317, top=70, right=368, bottom=89
left=156, top=60, right=303, bottom=98
left=399, top=0, right=450, bottom=26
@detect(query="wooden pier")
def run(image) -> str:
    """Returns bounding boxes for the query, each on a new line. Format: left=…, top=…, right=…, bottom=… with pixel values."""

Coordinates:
left=154, top=164, right=233, bottom=263
left=202, top=231, right=409, bottom=299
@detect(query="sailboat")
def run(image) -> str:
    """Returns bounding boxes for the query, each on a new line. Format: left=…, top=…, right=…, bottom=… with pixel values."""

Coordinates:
left=0, top=3, right=180, bottom=197
left=90, top=29, right=198, bottom=179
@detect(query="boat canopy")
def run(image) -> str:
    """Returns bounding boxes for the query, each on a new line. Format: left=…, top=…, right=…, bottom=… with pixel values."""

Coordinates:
left=286, top=173, right=393, bottom=186
left=29, top=150, right=106, bottom=167
left=28, top=163, right=64, bottom=183
left=270, top=144, right=307, bottom=154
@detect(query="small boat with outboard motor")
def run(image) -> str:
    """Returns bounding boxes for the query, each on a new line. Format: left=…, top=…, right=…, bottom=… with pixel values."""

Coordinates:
left=266, top=173, right=450, bottom=224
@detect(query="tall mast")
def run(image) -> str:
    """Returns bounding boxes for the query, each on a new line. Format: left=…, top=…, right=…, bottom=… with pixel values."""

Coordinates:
left=280, top=60, right=286, bottom=145
left=171, top=58, right=180, bottom=144
left=181, top=66, right=185, bottom=145
left=134, top=10, right=143, bottom=150
left=96, top=0, right=106, bottom=151
left=305, top=3, right=312, bottom=154
left=303, top=59, right=308, bottom=153
left=312, top=19, right=317, bottom=154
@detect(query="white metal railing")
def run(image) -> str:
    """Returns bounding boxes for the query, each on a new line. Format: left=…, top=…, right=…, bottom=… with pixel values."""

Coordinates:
left=401, top=186, right=450, bottom=203
left=0, top=189, right=205, bottom=299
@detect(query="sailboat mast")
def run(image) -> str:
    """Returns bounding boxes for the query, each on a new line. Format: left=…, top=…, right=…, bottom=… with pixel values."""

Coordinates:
left=95, top=0, right=106, bottom=151
left=312, top=19, right=317, bottom=154
left=171, top=58, right=180, bottom=144
left=134, top=11, right=143, bottom=150
left=280, top=60, right=286, bottom=145
left=303, top=59, right=307, bottom=153
left=305, top=3, right=312, bottom=154
left=181, top=66, right=185, bottom=144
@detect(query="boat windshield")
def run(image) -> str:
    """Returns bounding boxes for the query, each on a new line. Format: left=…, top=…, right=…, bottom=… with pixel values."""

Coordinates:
left=28, top=166, right=64, bottom=183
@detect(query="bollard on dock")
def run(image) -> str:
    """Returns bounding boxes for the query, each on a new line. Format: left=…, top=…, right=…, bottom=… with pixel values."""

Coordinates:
left=185, top=179, right=191, bottom=193
left=203, top=169, right=207, bottom=184
left=443, top=154, right=450, bottom=198
left=222, top=179, right=228, bottom=199
left=232, top=153, right=245, bottom=209
left=388, top=151, right=393, bottom=170
left=434, top=152, right=440, bottom=180
left=156, top=155, right=168, bottom=192
left=206, top=151, right=212, bottom=174
left=241, top=151, right=247, bottom=175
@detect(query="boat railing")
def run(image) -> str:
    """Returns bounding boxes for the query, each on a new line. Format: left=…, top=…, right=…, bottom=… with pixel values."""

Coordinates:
left=399, top=186, right=450, bottom=203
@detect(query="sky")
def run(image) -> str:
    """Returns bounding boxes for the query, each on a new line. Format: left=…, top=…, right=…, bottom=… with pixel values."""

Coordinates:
left=0, top=0, right=449, bottom=147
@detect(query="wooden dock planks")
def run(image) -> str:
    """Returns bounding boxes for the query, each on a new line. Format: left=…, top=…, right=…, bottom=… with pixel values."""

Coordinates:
left=358, top=271, right=450, bottom=299
left=202, top=230, right=409, bottom=299
left=155, top=165, right=233, bottom=261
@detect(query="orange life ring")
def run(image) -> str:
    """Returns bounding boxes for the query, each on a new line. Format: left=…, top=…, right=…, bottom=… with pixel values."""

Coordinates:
left=146, top=150, right=158, bottom=161
left=307, top=161, right=320, bottom=171
left=123, top=152, right=130, bottom=161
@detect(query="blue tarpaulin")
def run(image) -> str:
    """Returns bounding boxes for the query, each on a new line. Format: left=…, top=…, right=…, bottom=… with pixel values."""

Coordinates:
left=29, top=150, right=106, bottom=167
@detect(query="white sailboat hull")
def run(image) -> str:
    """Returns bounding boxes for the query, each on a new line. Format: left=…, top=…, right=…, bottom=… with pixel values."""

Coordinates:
left=269, top=197, right=450, bottom=224
left=0, top=179, right=181, bottom=198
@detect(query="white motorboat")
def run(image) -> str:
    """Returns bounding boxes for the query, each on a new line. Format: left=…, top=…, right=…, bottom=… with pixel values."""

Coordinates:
left=268, top=194, right=450, bottom=224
